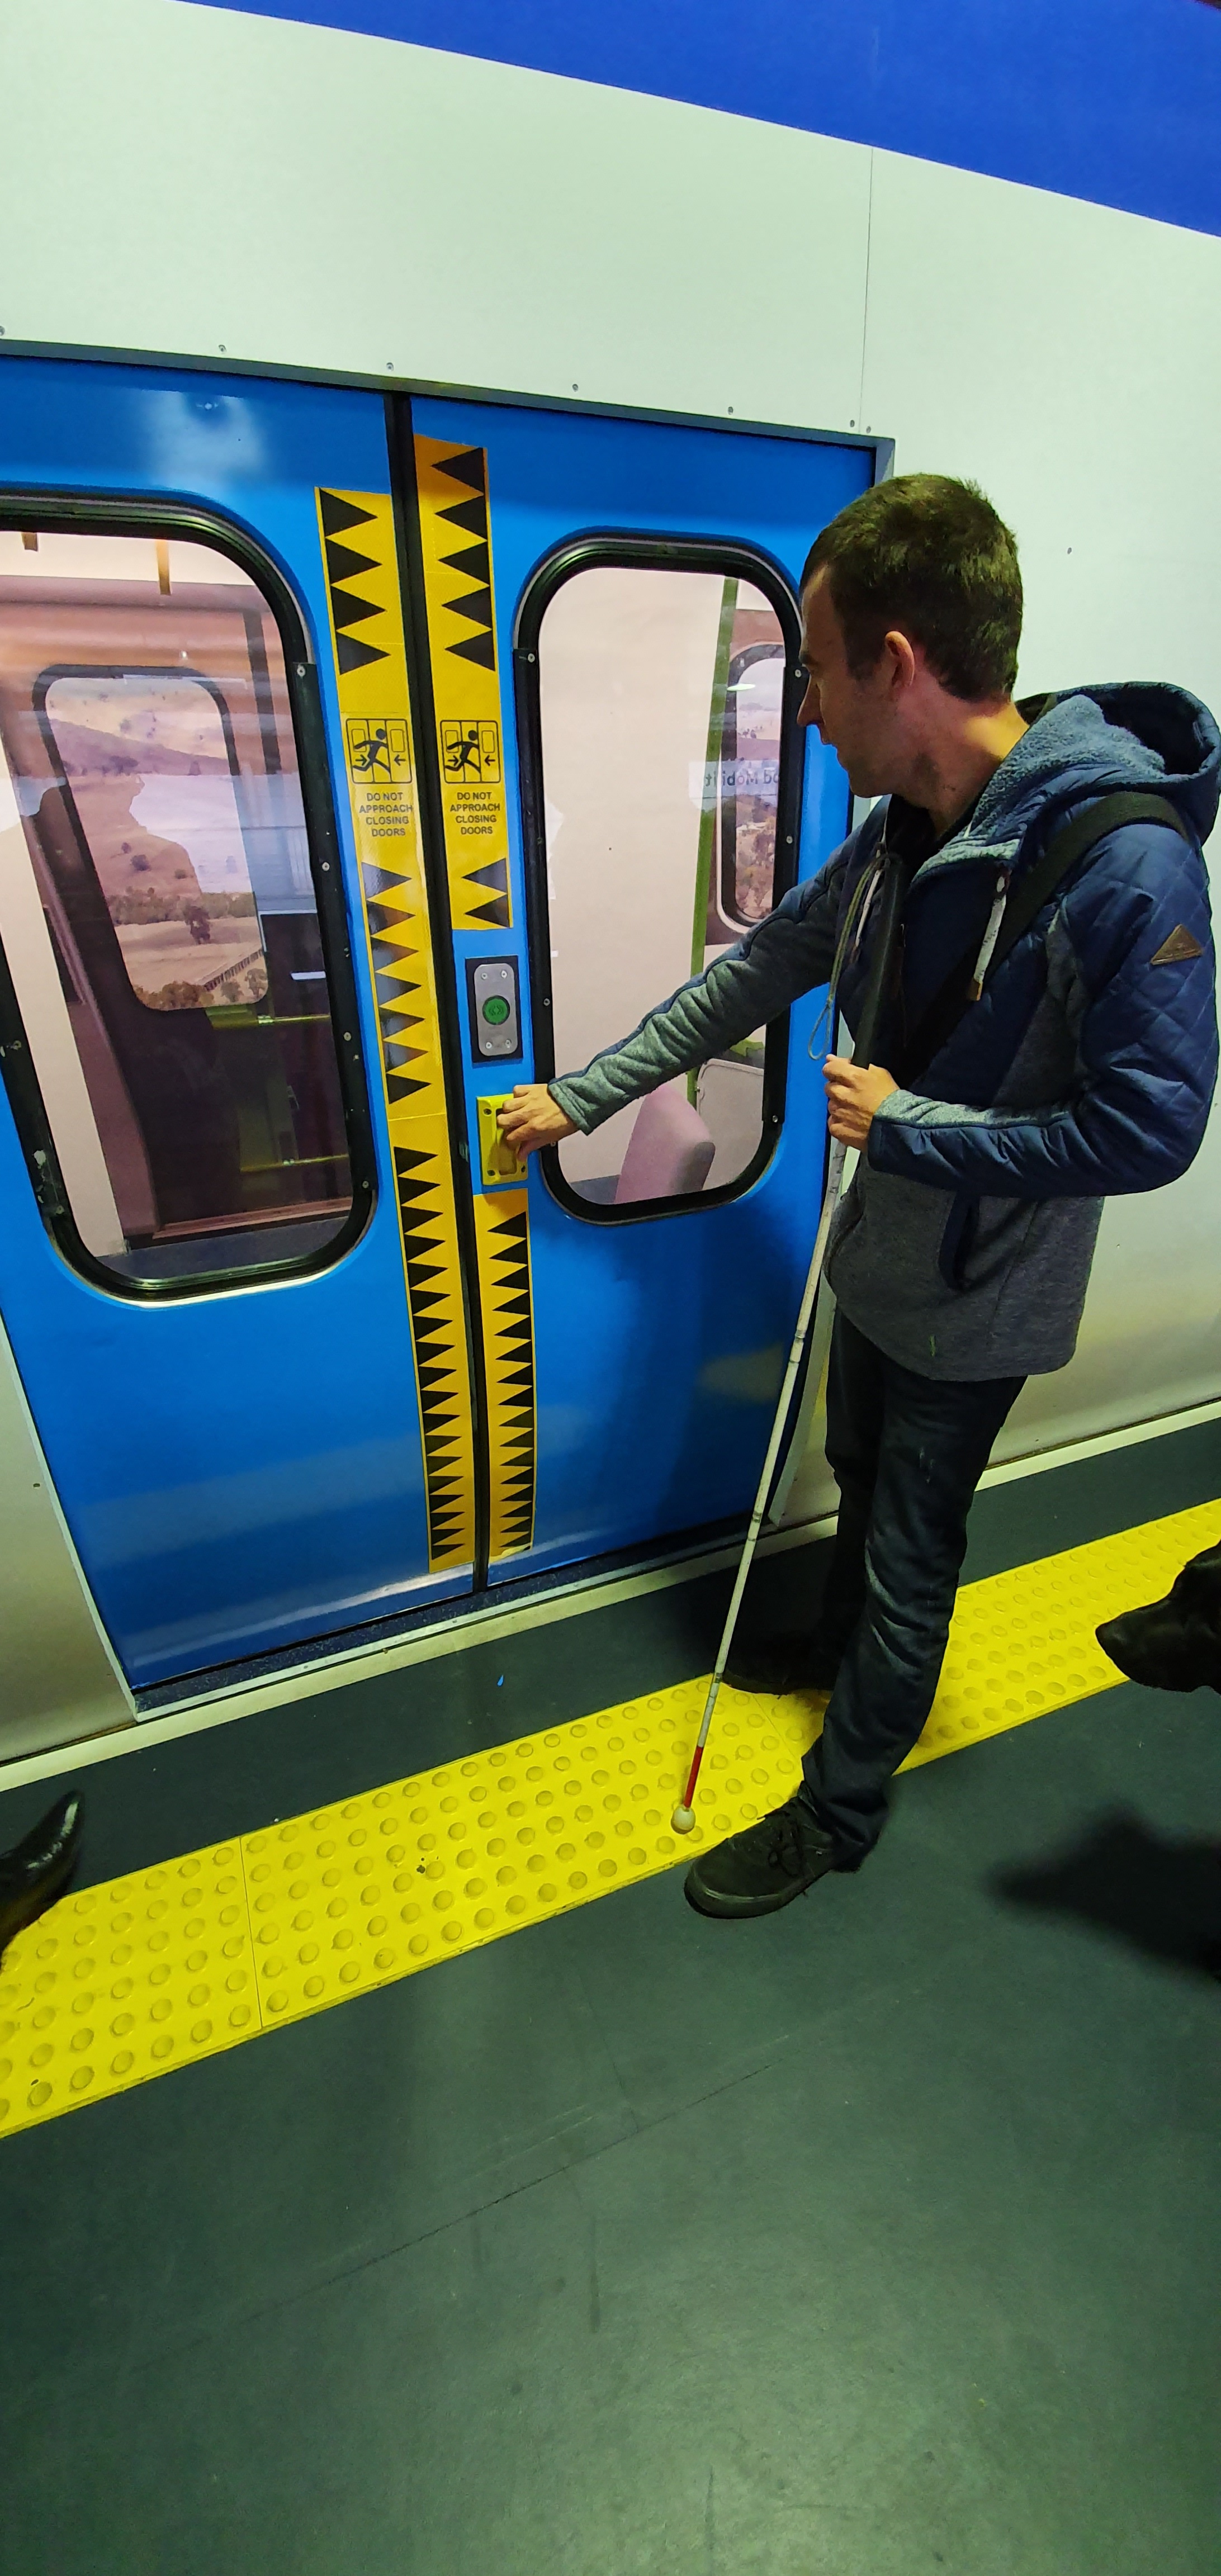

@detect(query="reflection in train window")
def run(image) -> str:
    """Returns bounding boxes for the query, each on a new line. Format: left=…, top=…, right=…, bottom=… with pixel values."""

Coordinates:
left=40, top=671, right=273, bottom=1012
left=536, top=564, right=792, bottom=1208
left=0, top=528, right=356, bottom=1287
left=720, top=641, right=784, bottom=929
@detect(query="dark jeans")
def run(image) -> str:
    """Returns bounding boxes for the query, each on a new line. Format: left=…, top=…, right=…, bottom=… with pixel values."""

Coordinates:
left=800, top=1310, right=1025, bottom=1864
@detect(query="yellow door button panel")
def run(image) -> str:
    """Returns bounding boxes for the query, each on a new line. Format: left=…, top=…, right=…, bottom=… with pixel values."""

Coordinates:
left=477, top=1094, right=526, bottom=1187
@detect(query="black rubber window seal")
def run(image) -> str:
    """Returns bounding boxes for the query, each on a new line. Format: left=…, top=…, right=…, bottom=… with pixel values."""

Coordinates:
left=0, top=490, right=377, bottom=1301
left=512, top=530, right=805, bottom=1229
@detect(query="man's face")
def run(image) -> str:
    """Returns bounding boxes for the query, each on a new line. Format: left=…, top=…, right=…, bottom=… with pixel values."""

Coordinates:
left=798, top=569, right=908, bottom=796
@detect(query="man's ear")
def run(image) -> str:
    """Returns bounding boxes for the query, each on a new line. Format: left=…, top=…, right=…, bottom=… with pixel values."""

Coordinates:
left=881, top=628, right=919, bottom=696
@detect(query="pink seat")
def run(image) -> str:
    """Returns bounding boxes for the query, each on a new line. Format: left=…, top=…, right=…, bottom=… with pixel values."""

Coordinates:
left=614, top=1084, right=716, bottom=1204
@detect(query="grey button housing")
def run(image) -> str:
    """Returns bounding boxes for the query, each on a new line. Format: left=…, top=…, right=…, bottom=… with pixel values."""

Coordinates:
left=467, top=955, right=522, bottom=1061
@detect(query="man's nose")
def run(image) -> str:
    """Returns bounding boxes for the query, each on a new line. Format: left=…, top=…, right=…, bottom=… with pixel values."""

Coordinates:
left=797, top=679, right=819, bottom=728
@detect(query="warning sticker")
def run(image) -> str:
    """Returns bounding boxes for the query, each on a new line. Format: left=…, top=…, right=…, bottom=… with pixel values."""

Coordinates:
left=439, top=718, right=501, bottom=786
left=347, top=717, right=411, bottom=785
left=415, top=437, right=513, bottom=932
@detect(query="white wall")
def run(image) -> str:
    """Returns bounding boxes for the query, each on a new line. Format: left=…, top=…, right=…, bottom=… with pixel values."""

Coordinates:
left=2, top=0, right=1220, bottom=1486
left=853, top=150, right=1221, bottom=1478
left=0, top=1, right=872, bottom=422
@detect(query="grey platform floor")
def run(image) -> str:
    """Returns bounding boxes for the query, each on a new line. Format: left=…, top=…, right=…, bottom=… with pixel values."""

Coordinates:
left=2, top=1423, right=1220, bottom=2575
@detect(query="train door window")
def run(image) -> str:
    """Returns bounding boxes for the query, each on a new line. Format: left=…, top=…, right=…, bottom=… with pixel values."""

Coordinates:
left=0, top=525, right=363, bottom=1288
left=526, top=556, right=798, bottom=1210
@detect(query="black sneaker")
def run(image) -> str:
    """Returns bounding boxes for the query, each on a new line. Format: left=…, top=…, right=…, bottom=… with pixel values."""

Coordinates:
left=723, top=1630, right=843, bottom=1696
left=684, top=1794, right=841, bottom=1919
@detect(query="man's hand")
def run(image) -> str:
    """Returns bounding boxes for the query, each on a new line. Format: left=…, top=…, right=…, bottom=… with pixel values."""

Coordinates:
left=824, top=1057, right=898, bottom=1148
left=498, top=1085, right=579, bottom=1156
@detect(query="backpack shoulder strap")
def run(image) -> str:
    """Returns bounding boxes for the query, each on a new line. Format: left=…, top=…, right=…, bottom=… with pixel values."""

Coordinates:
left=985, top=789, right=1189, bottom=982
left=895, top=789, right=1189, bottom=1085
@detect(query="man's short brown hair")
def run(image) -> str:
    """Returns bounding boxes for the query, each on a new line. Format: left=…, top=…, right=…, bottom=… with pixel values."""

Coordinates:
left=802, top=473, right=1023, bottom=702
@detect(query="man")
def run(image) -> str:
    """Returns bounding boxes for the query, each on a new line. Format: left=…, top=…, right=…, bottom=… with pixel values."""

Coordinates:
left=500, top=475, right=1219, bottom=1920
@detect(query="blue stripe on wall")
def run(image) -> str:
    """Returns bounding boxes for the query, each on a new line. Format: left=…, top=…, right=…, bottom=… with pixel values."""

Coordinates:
left=197, top=0, right=1221, bottom=240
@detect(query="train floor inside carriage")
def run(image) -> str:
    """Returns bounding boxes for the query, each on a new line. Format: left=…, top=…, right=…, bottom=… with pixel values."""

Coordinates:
left=2, top=1411, right=1220, bottom=2575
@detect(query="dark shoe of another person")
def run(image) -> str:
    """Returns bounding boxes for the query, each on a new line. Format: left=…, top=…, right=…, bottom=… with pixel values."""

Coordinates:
left=684, top=1794, right=843, bottom=1919
left=1096, top=1598, right=1221, bottom=1694
left=1097, top=1543, right=1221, bottom=1693
left=723, top=1628, right=844, bottom=1696
left=0, top=1794, right=83, bottom=1962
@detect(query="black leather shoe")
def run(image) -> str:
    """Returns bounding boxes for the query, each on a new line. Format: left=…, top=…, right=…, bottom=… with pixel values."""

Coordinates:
left=684, top=1794, right=841, bottom=1918
left=0, top=1794, right=83, bottom=1961
left=723, top=1630, right=842, bottom=1696
left=1096, top=1602, right=1221, bottom=1693
left=1096, top=1543, right=1221, bottom=1694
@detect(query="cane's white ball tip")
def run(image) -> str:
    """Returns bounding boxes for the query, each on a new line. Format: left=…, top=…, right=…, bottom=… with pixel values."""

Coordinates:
left=671, top=1805, right=695, bottom=1835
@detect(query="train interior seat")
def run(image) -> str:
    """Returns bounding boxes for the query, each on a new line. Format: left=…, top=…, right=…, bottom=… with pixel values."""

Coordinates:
left=613, top=1082, right=716, bottom=1202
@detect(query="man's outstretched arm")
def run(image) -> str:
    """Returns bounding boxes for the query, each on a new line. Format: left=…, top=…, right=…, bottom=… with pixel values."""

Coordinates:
left=499, top=850, right=853, bottom=1155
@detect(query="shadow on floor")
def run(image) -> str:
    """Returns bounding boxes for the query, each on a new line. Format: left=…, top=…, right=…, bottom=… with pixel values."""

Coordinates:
left=667, top=1535, right=836, bottom=1666
left=994, top=1810, right=1221, bottom=1982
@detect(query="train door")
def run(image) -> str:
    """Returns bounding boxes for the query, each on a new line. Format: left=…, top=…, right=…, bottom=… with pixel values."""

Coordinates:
left=401, top=399, right=871, bottom=1581
left=0, top=360, right=479, bottom=1686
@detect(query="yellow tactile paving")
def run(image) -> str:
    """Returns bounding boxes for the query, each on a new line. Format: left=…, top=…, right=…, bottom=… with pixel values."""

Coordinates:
left=901, top=1495, right=1221, bottom=1768
left=0, top=1841, right=257, bottom=2136
left=1, top=1498, right=1217, bottom=2142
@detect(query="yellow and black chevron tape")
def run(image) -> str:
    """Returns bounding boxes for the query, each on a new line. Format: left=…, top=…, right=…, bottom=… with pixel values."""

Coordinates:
left=414, top=438, right=513, bottom=935
left=316, top=489, right=476, bottom=1570
left=472, top=1186, right=536, bottom=1559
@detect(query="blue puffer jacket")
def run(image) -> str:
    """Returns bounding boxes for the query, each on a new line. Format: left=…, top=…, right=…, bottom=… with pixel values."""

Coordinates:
left=552, top=685, right=1219, bottom=1380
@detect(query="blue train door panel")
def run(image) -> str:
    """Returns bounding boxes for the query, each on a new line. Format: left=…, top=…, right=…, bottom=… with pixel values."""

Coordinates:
left=0, top=360, right=479, bottom=1684
left=0, top=364, right=870, bottom=1689
left=405, top=397, right=871, bottom=1583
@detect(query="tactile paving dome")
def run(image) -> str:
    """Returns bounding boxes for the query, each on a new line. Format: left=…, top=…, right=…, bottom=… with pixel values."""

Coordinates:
left=1, top=1499, right=1215, bottom=2141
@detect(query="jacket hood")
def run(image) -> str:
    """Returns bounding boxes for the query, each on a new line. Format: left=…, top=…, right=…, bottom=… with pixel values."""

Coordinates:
left=924, top=681, right=1220, bottom=873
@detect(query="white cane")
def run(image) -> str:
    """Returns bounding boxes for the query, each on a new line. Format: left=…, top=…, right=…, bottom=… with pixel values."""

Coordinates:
left=671, top=858, right=903, bottom=1833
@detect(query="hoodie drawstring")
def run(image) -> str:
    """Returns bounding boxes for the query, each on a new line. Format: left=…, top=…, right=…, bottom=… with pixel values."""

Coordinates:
left=967, top=870, right=1011, bottom=1001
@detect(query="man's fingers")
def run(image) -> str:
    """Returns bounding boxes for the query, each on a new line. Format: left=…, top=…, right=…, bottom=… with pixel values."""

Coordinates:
left=498, top=1088, right=541, bottom=1133
left=496, top=1085, right=577, bottom=1153
left=498, top=1114, right=542, bottom=1152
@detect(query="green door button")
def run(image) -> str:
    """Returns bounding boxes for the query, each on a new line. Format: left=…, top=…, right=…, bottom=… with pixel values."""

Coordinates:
left=481, top=995, right=510, bottom=1025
